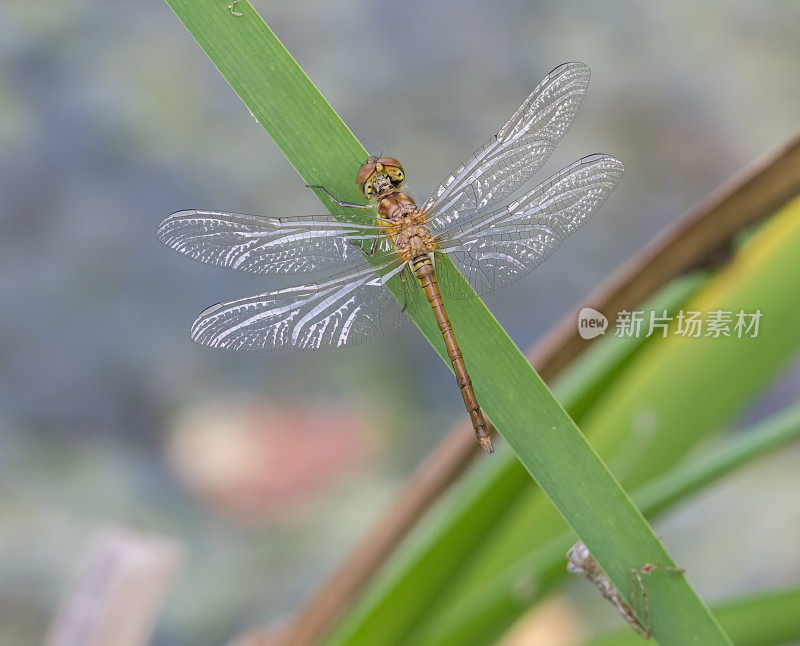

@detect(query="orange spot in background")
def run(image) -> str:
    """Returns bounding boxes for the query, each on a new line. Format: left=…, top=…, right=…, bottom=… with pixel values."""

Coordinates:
left=166, top=397, right=379, bottom=522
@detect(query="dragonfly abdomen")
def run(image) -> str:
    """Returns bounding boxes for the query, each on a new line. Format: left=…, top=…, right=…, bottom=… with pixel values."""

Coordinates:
left=411, top=254, right=493, bottom=453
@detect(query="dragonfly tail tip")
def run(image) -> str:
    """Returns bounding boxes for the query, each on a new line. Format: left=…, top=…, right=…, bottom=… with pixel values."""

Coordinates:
left=479, top=436, right=495, bottom=454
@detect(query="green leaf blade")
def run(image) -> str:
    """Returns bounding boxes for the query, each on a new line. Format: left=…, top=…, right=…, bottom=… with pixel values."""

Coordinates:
left=163, top=3, right=735, bottom=644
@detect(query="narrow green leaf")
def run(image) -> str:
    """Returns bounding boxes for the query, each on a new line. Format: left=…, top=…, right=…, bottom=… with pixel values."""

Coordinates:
left=164, top=3, right=732, bottom=644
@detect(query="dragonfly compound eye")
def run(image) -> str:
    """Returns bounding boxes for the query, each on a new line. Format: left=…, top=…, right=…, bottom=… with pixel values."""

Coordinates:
left=377, top=156, right=405, bottom=187
left=356, top=158, right=379, bottom=197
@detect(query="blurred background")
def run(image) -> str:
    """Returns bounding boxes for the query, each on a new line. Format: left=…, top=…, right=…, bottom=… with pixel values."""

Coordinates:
left=1, top=1, right=799, bottom=644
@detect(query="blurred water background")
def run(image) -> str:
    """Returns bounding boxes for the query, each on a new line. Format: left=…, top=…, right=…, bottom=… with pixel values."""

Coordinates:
left=1, top=1, right=799, bottom=644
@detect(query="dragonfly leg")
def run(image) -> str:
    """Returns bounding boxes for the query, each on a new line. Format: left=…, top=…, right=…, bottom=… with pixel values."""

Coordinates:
left=400, top=270, right=409, bottom=312
left=306, top=184, right=372, bottom=210
left=344, top=237, right=381, bottom=259
left=369, top=237, right=381, bottom=257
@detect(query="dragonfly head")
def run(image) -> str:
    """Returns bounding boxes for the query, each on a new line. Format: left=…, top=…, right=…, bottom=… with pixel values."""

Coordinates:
left=357, top=156, right=405, bottom=198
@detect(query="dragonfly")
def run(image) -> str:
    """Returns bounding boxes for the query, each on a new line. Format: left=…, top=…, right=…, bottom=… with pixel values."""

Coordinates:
left=158, top=62, right=623, bottom=454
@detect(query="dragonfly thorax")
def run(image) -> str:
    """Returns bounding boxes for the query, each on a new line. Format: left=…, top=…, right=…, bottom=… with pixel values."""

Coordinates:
left=383, top=205, right=435, bottom=262
left=377, top=191, right=418, bottom=220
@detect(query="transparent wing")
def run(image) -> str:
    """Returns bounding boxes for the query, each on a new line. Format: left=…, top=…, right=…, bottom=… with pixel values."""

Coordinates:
left=422, top=62, right=591, bottom=233
left=157, top=209, right=392, bottom=275
left=436, top=154, right=623, bottom=297
left=190, top=257, right=423, bottom=350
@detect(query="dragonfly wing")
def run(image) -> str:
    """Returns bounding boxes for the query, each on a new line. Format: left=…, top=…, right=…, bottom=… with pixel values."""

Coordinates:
left=422, top=62, right=591, bottom=232
left=437, top=154, right=623, bottom=297
left=190, top=258, right=423, bottom=350
left=157, top=209, right=391, bottom=275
